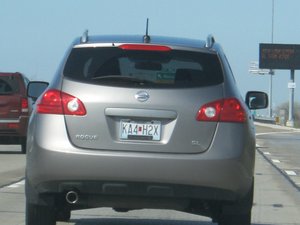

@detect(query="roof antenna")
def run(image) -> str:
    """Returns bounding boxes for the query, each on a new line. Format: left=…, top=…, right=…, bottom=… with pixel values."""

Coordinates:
left=143, top=18, right=150, bottom=43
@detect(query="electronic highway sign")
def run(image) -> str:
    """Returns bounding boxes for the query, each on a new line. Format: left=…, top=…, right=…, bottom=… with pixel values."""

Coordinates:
left=259, top=43, right=300, bottom=70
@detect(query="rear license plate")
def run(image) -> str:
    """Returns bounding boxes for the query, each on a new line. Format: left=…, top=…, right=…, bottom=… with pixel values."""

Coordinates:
left=120, top=120, right=161, bottom=141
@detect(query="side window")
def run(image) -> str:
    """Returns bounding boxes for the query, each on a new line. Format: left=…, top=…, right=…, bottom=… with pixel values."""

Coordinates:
left=23, top=76, right=30, bottom=87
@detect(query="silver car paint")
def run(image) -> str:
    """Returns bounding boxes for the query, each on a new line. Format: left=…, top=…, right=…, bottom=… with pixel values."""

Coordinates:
left=27, top=112, right=254, bottom=195
left=61, top=78, right=224, bottom=153
left=26, top=35, right=257, bottom=220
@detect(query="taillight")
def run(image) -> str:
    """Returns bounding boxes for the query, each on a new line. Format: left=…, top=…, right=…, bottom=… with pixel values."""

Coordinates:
left=196, top=98, right=246, bottom=123
left=118, top=44, right=171, bottom=52
left=21, top=98, right=29, bottom=113
left=37, top=89, right=86, bottom=116
left=8, top=123, right=19, bottom=129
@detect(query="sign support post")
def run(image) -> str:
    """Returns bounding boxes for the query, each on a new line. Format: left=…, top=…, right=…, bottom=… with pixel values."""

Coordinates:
left=286, top=70, right=295, bottom=127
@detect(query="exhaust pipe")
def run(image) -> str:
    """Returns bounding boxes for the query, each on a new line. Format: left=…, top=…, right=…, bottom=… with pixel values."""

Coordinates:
left=65, top=191, right=79, bottom=204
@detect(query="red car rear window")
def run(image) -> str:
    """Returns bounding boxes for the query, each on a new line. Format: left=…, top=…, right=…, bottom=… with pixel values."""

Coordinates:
left=0, top=75, right=20, bottom=95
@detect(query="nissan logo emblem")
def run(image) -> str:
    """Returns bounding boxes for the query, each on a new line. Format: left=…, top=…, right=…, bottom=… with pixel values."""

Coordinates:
left=135, top=91, right=150, bottom=102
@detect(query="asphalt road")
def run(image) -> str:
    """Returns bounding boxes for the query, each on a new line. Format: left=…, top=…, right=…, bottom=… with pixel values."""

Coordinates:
left=0, top=123, right=300, bottom=225
left=0, top=144, right=25, bottom=188
left=255, top=122, right=300, bottom=189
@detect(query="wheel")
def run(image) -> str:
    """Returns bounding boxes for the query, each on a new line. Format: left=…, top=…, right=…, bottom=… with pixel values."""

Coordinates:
left=26, top=203, right=56, bottom=225
left=218, top=180, right=254, bottom=225
left=20, top=137, right=27, bottom=154
left=218, top=214, right=251, bottom=225
left=113, top=208, right=130, bottom=212
left=56, top=209, right=71, bottom=222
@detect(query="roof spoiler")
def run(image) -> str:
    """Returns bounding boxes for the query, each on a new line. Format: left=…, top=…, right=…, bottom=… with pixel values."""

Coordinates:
left=80, top=30, right=89, bottom=43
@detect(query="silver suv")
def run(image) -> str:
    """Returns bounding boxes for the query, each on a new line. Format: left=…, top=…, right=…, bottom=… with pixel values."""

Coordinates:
left=26, top=33, right=268, bottom=225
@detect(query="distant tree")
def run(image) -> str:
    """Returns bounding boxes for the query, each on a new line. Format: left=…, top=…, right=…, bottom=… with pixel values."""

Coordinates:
left=275, top=102, right=300, bottom=127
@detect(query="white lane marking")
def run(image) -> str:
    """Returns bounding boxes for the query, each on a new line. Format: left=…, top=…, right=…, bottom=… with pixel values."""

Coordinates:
left=285, top=170, right=297, bottom=176
left=256, top=129, right=299, bottom=182
left=7, top=180, right=25, bottom=188
left=272, top=159, right=281, bottom=163
left=256, top=131, right=299, bottom=136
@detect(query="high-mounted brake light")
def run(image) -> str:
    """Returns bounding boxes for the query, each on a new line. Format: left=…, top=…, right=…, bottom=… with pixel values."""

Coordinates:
left=118, top=44, right=171, bottom=52
left=196, top=98, right=246, bottom=123
left=37, top=89, right=86, bottom=116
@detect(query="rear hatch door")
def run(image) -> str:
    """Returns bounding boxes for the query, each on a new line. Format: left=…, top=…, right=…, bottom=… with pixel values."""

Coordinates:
left=0, top=75, right=21, bottom=119
left=62, top=44, right=224, bottom=154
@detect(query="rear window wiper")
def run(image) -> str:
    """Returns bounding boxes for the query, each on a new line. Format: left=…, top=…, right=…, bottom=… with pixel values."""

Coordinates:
left=91, top=75, right=155, bottom=86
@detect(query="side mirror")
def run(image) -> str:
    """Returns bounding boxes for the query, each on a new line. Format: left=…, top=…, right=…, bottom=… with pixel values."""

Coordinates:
left=245, top=91, right=268, bottom=110
left=27, top=81, right=49, bottom=101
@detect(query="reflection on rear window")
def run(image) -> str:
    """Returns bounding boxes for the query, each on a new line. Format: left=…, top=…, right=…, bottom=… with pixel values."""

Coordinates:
left=63, top=47, right=224, bottom=88
left=0, top=76, right=19, bottom=94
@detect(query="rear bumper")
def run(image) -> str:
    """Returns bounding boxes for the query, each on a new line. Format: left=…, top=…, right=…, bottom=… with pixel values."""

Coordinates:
left=0, top=116, right=28, bottom=137
left=26, top=115, right=256, bottom=206
left=26, top=179, right=240, bottom=212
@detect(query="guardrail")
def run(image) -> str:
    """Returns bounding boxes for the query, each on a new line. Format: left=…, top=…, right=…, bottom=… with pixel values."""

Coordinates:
left=254, top=116, right=276, bottom=125
left=254, top=116, right=299, bottom=129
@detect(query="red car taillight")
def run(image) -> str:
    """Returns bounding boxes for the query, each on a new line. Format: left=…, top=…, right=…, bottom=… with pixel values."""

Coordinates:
left=8, top=123, right=19, bottom=129
left=21, top=98, right=29, bottom=113
left=196, top=98, right=246, bottom=123
left=37, top=89, right=86, bottom=116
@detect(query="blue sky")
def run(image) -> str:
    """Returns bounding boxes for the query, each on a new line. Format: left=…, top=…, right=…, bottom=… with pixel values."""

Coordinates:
left=1, top=0, right=299, bottom=112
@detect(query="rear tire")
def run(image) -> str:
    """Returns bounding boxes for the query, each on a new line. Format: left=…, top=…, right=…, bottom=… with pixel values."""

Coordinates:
left=20, top=137, right=26, bottom=154
left=56, top=209, right=71, bottom=222
left=218, top=214, right=251, bottom=225
left=26, top=203, right=56, bottom=225
left=218, top=180, right=254, bottom=225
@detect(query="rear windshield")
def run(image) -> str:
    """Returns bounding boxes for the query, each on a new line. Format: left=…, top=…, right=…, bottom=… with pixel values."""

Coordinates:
left=0, top=76, right=20, bottom=95
left=63, top=47, right=224, bottom=88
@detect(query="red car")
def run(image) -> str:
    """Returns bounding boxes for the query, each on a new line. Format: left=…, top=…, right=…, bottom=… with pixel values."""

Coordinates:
left=0, top=72, right=31, bottom=153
